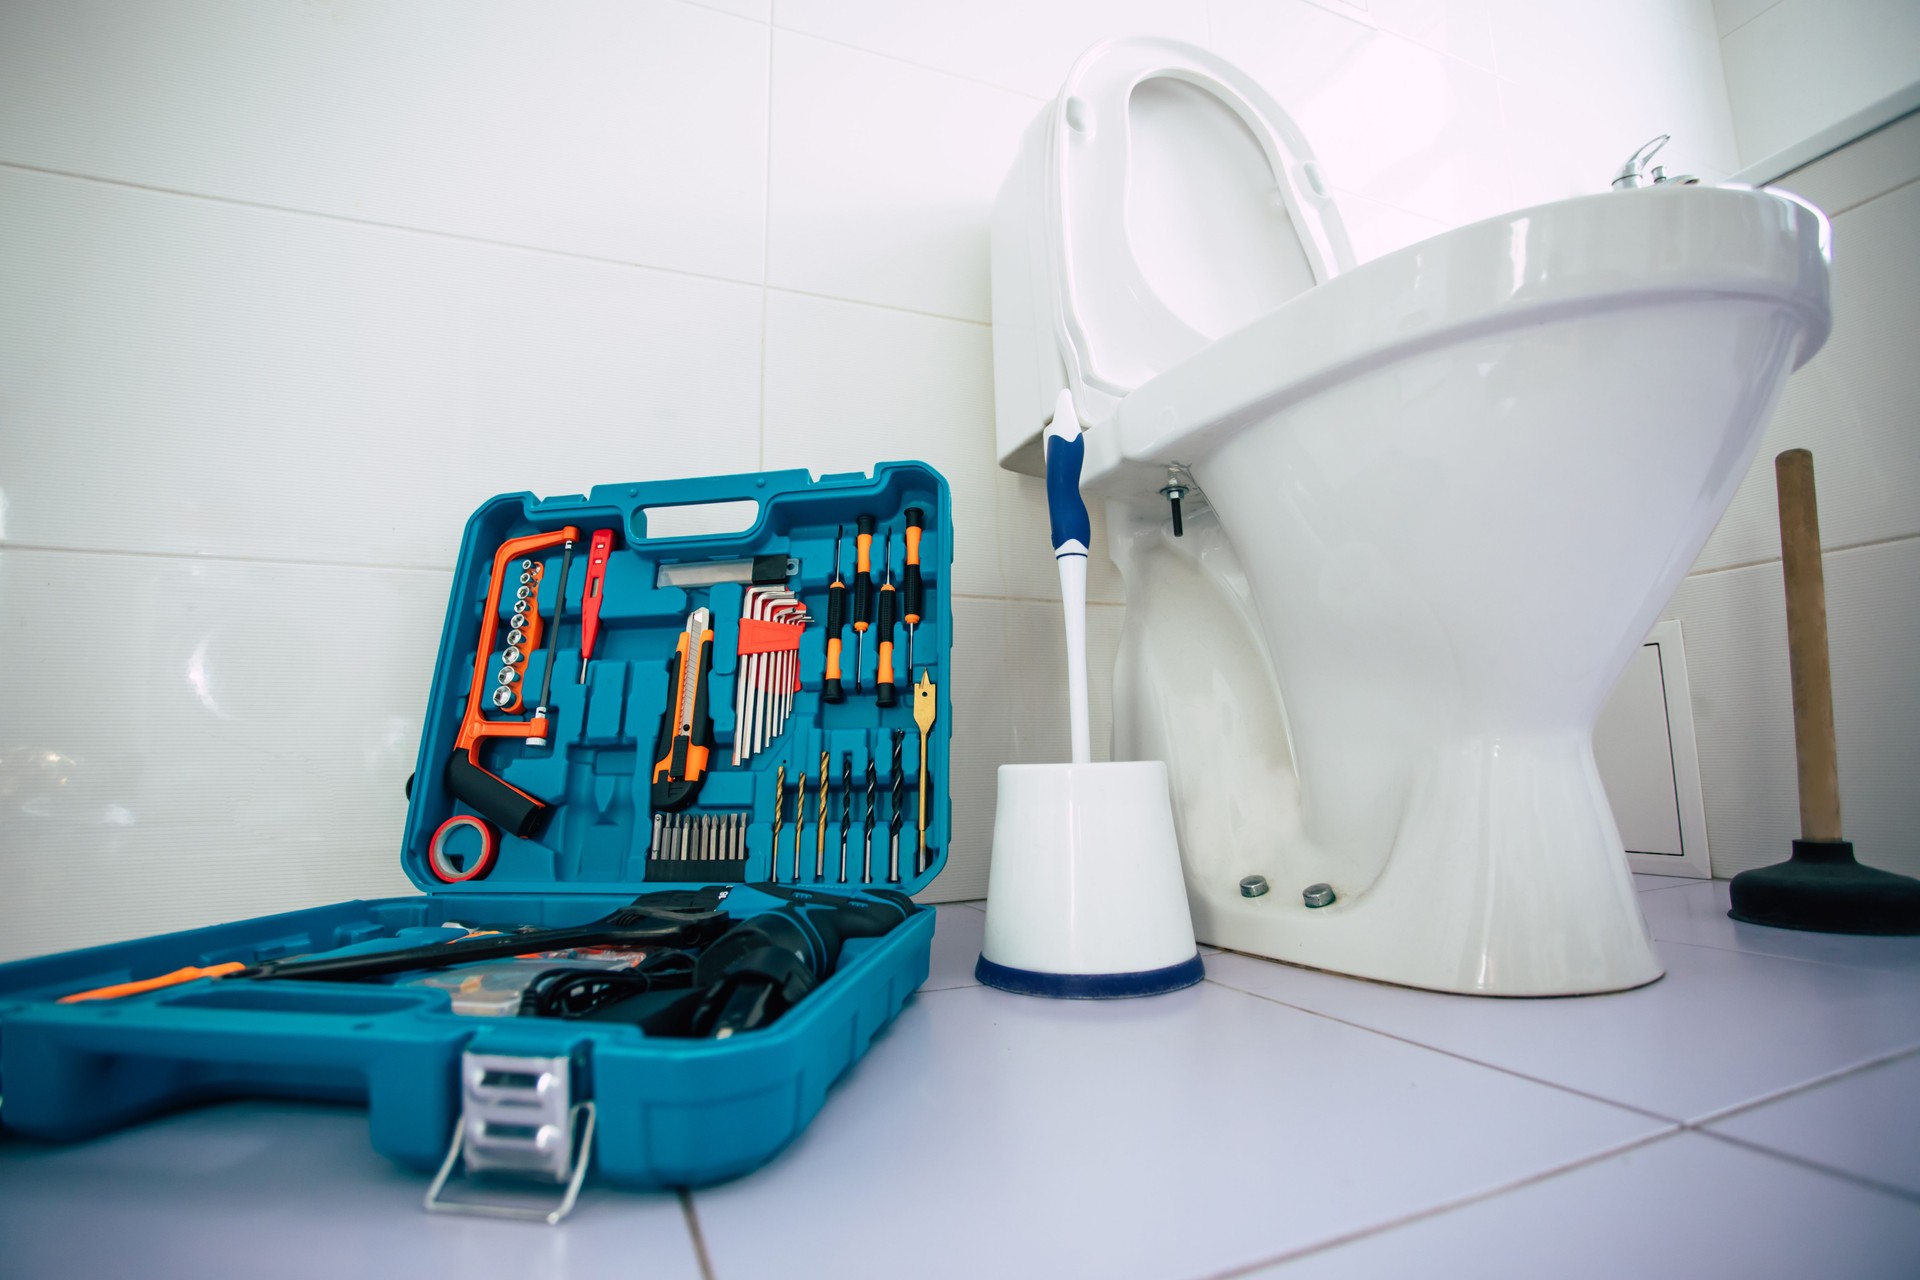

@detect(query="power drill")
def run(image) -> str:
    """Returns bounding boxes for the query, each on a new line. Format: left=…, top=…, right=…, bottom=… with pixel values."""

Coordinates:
left=577, top=884, right=917, bottom=1037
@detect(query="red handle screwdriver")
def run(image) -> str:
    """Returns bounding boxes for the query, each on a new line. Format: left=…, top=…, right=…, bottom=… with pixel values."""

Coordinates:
left=578, top=528, right=614, bottom=682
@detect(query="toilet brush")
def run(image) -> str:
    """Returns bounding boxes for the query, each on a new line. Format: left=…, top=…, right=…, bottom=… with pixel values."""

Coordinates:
left=974, top=390, right=1203, bottom=996
left=1727, top=449, right=1920, bottom=933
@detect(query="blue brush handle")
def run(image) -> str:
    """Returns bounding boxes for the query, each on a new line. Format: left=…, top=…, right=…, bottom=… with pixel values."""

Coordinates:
left=1046, top=427, right=1090, bottom=558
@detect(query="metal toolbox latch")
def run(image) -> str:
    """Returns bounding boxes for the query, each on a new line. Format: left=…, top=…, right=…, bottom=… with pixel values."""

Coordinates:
left=424, top=1051, right=595, bottom=1225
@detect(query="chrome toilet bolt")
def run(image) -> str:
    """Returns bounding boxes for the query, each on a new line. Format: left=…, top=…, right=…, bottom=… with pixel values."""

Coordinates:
left=1303, top=882, right=1336, bottom=908
left=1239, top=875, right=1269, bottom=898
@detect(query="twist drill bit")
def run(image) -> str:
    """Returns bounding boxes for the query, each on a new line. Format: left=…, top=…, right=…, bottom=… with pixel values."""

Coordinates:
left=770, top=765, right=786, bottom=881
left=888, top=730, right=905, bottom=883
left=815, top=752, right=829, bottom=880
left=792, top=772, right=808, bottom=884
left=862, top=755, right=877, bottom=882
left=838, top=751, right=852, bottom=883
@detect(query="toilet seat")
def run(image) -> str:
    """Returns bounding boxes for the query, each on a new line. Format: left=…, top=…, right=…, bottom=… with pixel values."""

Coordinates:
left=1047, top=39, right=1355, bottom=425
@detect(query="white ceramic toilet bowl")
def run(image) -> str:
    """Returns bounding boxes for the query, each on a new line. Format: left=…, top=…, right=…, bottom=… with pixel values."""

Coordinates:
left=991, top=38, right=1833, bottom=995
left=1086, top=186, right=1831, bottom=995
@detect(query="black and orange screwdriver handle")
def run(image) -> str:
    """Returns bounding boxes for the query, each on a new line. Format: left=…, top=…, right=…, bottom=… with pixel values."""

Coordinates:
left=823, top=525, right=847, bottom=704
left=876, top=530, right=898, bottom=707
left=903, top=507, right=925, bottom=671
left=852, top=515, right=875, bottom=694
left=447, top=525, right=579, bottom=838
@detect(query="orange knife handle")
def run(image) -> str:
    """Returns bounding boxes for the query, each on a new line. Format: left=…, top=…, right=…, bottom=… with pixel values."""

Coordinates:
left=59, top=961, right=246, bottom=1004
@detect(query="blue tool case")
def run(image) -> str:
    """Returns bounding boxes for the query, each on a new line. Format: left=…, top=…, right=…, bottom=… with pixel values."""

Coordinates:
left=0, top=463, right=952, bottom=1208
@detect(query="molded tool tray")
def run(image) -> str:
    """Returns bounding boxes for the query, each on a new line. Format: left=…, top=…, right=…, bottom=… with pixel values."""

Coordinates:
left=0, top=462, right=953, bottom=1191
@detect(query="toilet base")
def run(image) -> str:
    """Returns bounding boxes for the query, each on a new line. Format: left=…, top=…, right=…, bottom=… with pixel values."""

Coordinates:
left=1186, top=731, right=1667, bottom=996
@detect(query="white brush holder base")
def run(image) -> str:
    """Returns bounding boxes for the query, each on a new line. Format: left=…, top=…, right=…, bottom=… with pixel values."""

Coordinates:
left=977, top=761, right=1202, bottom=998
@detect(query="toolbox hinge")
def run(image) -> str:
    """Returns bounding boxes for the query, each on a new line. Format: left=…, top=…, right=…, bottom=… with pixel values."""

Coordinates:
left=424, top=1051, right=595, bottom=1225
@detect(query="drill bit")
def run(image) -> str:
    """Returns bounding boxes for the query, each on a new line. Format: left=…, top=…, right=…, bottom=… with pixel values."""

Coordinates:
left=888, top=730, right=905, bottom=883
left=649, top=812, right=664, bottom=860
left=792, top=772, right=808, bottom=884
left=914, top=671, right=937, bottom=875
left=862, top=755, right=877, bottom=882
left=770, top=765, right=786, bottom=881
left=815, top=753, right=829, bottom=880
left=838, top=751, right=852, bottom=883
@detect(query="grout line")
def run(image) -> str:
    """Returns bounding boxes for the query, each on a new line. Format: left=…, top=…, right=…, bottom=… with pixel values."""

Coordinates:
left=770, top=25, right=1047, bottom=103
left=1198, top=972, right=1681, bottom=1125
left=763, top=282, right=990, bottom=328
left=677, top=1189, right=719, bottom=1280
left=0, top=540, right=457, bottom=576
left=0, top=161, right=763, bottom=293
left=0, top=161, right=998, bottom=334
left=1813, top=170, right=1920, bottom=220
left=1646, top=921, right=1920, bottom=978
left=674, top=0, right=769, bottom=24
left=756, top=31, right=776, bottom=472
left=1635, top=875, right=1708, bottom=893
left=1683, top=531, right=1920, bottom=581
left=1685, top=1043, right=1920, bottom=1129
left=949, top=592, right=1128, bottom=608
left=1189, top=1128, right=1680, bottom=1279
left=1696, top=1127, right=1920, bottom=1206
left=1718, top=0, right=1789, bottom=39
left=1654, top=934, right=1920, bottom=988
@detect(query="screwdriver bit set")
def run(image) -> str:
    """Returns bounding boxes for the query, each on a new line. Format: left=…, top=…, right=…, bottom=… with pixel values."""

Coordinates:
left=411, top=464, right=952, bottom=895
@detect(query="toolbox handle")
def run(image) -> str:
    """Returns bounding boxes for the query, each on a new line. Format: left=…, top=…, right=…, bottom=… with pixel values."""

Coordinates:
left=603, top=470, right=818, bottom=543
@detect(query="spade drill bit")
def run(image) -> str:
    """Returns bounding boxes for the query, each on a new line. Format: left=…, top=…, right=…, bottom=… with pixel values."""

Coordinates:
left=888, top=730, right=905, bottom=883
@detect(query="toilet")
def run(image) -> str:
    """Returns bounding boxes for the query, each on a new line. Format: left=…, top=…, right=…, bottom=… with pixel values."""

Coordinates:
left=990, top=37, right=1833, bottom=995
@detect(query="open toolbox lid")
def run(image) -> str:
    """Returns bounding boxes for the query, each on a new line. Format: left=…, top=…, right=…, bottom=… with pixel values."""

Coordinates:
left=403, top=463, right=953, bottom=899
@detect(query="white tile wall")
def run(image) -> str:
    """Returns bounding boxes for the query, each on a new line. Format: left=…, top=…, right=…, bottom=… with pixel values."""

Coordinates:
left=0, top=0, right=773, bottom=281
left=1718, top=0, right=1920, bottom=165
left=3, top=1, right=1755, bottom=956
left=0, top=549, right=433, bottom=961
left=1654, top=120, right=1920, bottom=881
left=1661, top=539, right=1920, bottom=880
left=0, top=167, right=765, bottom=568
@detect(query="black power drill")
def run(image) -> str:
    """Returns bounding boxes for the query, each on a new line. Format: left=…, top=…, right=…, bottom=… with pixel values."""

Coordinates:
left=577, top=884, right=917, bottom=1037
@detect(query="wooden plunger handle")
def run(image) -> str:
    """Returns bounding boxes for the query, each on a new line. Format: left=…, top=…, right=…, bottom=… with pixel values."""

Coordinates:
left=1775, top=449, right=1843, bottom=841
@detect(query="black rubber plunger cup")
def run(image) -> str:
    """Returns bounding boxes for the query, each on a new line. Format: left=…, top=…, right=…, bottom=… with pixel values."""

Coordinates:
left=1727, top=449, right=1920, bottom=934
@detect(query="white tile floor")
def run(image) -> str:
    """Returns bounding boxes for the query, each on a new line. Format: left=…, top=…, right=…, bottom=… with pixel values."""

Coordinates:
left=4, top=881, right=1919, bottom=1278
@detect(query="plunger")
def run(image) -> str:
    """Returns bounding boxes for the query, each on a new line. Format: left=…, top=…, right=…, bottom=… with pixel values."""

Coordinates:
left=1727, top=449, right=1920, bottom=933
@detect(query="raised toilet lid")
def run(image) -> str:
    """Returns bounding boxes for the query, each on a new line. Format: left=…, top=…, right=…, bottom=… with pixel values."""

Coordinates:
left=1048, top=38, right=1355, bottom=417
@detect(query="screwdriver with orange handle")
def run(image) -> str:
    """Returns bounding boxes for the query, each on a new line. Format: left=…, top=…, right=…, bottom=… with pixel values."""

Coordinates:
left=902, top=507, right=926, bottom=672
left=823, top=525, right=847, bottom=704
left=875, top=530, right=899, bottom=707
left=851, top=515, right=875, bottom=694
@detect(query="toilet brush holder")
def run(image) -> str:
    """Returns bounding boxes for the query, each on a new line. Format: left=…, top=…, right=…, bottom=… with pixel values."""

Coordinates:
left=977, top=761, right=1204, bottom=998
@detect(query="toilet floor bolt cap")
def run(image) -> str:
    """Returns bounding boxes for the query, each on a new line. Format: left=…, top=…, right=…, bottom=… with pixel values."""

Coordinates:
left=1303, top=883, right=1335, bottom=908
left=1240, top=875, right=1269, bottom=898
